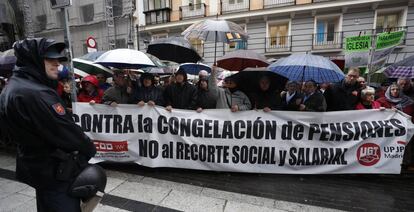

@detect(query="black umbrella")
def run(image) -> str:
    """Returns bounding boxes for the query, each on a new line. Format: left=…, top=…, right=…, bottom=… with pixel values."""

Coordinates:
left=147, top=37, right=201, bottom=63
left=230, top=67, right=288, bottom=93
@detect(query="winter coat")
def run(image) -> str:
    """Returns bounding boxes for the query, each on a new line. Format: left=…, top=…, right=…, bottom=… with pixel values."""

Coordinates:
left=102, top=85, right=132, bottom=104
left=163, top=82, right=198, bottom=109
left=208, top=75, right=251, bottom=110
left=132, top=85, right=165, bottom=106
left=281, top=91, right=303, bottom=111
left=324, top=80, right=360, bottom=111
left=0, top=38, right=96, bottom=190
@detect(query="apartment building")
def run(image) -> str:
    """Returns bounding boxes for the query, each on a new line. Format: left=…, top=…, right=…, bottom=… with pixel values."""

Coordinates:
left=27, top=0, right=134, bottom=57
left=136, top=0, right=414, bottom=65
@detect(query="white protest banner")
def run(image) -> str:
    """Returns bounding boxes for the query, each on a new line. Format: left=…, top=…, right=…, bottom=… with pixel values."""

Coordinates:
left=72, top=103, right=414, bottom=174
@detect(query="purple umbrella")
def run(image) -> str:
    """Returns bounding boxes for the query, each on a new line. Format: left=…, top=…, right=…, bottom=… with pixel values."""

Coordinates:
left=383, top=54, right=414, bottom=78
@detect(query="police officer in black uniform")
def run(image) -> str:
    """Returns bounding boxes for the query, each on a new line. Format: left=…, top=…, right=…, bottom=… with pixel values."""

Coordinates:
left=0, top=38, right=96, bottom=211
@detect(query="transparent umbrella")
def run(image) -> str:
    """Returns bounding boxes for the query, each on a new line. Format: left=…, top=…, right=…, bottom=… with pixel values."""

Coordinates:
left=182, top=18, right=248, bottom=65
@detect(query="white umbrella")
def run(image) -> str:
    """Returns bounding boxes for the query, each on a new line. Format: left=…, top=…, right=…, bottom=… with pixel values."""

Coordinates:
left=95, top=49, right=156, bottom=69
left=182, top=19, right=248, bottom=65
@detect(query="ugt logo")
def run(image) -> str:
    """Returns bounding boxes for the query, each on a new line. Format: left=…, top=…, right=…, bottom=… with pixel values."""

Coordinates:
left=357, top=143, right=381, bottom=166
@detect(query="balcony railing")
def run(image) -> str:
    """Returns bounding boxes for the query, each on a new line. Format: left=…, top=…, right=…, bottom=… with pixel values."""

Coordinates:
left=143, top=8, right=171, bottom=25
left=221, top=0, right=249, bottom=14
left=180, top=3, right=207, bottom=20
left=312, top=0, right=331, bottom=2
left=312, top=31, right=343, bottom=50
left=263, top=0, right=295, bottom=9
left=265, top=35, right=292, bottom=52
left=143, top=0, right=172, bottom=12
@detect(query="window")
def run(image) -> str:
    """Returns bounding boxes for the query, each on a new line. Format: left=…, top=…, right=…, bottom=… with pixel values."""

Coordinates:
left=189, top=0, right=202, bottom=10
left=269, top=23, right=289, bottom=46
left=36, top=15, right=47, bottom=31
left=313, top=15, right=342, bottom=49
left=316, top=18, right=339, bottom=42
left=375, top=7, right=407, bottom=33
left=226, top=24, right=247, bottom=51
left=116, top=38, right=126, bottom=48
left=81, top=4, right=94, bottom=23
left=113, top=0, right=123, bottom=17
left=152, top=33, right=168, bottom=41
left=190, top=39, right=204, bottom=56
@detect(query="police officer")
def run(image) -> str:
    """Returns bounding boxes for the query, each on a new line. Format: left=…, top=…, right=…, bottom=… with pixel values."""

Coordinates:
left=0, top=38, right=96, bottom=211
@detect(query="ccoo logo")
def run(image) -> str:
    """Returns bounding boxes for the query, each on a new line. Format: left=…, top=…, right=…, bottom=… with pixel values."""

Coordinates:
left=357, top=143, right=381, bottom=166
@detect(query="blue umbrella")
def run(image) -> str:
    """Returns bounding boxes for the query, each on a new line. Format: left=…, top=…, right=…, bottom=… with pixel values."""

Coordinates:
left=179, top=63, right=211, bottom=75
left=268, top=53, right=345, bottom=83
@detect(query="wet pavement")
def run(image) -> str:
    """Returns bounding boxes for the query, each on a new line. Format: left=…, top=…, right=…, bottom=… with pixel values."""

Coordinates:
left=1, top=149, right=413, bottom=211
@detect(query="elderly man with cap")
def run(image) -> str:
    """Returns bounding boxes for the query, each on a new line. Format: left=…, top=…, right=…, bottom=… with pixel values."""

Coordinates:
left=163, top=68, right=198, bottom=111
left=0, top=38, right=96, bottom=212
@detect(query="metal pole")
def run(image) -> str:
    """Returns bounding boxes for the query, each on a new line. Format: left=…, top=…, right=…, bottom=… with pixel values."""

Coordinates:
left=62, top=7, right=77, bottom=102
left=367, top=32, right=377, bottom=84
left=136, top=25, right=140, bottom=50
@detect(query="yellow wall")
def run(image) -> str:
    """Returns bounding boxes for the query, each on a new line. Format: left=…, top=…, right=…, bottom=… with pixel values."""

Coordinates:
left=296, top=0, right=312, bottom=5
left=250, top=0, right=263, bottom=10
left=171, top=0, right=181, bottom=22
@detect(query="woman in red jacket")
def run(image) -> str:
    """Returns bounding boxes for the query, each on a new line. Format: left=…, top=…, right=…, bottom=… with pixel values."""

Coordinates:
left=376, top=83, right=414, bottom=117
left=355, top=86, right=381, bottom=110
left=77, top=75, right=104, bottom=104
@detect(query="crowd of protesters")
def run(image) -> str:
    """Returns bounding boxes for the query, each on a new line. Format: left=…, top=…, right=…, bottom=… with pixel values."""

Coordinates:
left=2, top=64, right=414, bottom=169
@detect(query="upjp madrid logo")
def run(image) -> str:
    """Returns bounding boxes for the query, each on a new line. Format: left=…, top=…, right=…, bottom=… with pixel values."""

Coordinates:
left=357, top=143, right=381, bottom=166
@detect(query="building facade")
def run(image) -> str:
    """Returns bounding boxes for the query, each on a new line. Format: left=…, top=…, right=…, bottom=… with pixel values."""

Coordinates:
left=27, top=0, right=134, bottom=57
left=137, top=0, right=414, bottom=66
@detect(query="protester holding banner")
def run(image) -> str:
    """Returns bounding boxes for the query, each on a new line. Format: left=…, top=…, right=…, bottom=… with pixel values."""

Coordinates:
left=196, top=77, right=216, bottom=112
left=209, top=66, right=251, bottom=112
left=252, top=76, right=283, bottom=112
left=324, top=67, right=361, bottom=111
left=377, top=83, right=414, bottom=119
left=281, top=81, right=303, bottom=111
left=355, top=86, right=381, bottom=110
left=164, top=68, right=198, bottom=111
left=299, top=80, right=326, bottom=112
left=77, top=75, right=104, bottom=104
left=131, top=73, right=164, bottom=107
left=102, top=70, right=133, bottom=106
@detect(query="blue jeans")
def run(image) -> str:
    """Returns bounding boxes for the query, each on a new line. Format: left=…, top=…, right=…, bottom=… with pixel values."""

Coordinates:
left=36, top=189, right=81, bottom=212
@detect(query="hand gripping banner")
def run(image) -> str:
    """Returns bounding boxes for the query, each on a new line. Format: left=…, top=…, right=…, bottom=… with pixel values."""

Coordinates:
left=72, top=103, right=414, bottom=174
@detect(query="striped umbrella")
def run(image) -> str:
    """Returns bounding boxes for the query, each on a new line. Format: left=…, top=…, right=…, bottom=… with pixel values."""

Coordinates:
left=383, top=54, right=414, bottom=78
left=268, top=53, right=345, bottom=83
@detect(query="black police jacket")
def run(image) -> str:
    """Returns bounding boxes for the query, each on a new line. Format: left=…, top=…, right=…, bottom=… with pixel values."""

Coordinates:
left=0, top=38, right=96, bottom=190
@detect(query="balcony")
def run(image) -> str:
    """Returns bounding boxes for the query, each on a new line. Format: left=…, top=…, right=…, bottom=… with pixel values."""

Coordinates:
left=312, top=32, right=343, bottom=50
left=263, top=0, right=295, bottom=9
left=265, top=36, right=292, bottom=53
left=180, top=3, right=207, bottom=20
left=143, top=8, right=171, bottom=25
left=221, top=0, right=249, bottom=14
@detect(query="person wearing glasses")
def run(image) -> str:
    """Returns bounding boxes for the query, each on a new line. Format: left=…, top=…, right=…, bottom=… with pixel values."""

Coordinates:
left=324, top=67, right=361, bottom=111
